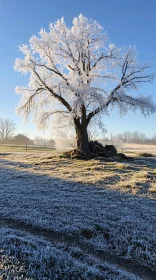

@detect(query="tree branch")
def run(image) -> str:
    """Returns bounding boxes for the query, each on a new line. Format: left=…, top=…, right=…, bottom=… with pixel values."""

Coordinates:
left=27, top=66, right=73, bottom=113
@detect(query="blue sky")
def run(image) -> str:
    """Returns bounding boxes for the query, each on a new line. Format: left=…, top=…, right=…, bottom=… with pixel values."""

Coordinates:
left=0, top=0, right=156, bottom=139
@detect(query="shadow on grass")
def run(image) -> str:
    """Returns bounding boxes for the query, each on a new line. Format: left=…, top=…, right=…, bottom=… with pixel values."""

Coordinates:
left=0, top=157, right=155, bottom=230
left=0, top=157, right=156, bottom=277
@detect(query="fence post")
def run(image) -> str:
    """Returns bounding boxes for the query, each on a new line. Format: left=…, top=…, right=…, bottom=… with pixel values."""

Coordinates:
left=122, top=148, right=123, bottom=153
left=26, top=145, right=27, bottom=152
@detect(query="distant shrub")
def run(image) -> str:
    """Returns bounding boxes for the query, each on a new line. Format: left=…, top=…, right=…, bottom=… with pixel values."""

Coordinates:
left=139, top=152, right=155, bottom=157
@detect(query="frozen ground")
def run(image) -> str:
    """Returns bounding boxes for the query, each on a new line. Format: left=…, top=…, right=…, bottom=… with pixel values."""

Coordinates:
left=0, top=152, right=156, bottom=279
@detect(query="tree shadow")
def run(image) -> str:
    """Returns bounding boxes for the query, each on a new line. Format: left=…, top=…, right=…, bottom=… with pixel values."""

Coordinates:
left=0, top=157, right=155, bottom=228
left=0, top=157, right=156, bottom=274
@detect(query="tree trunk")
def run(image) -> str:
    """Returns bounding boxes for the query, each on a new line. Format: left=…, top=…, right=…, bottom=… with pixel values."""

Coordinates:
left=75, top=123, right=90, bottom=155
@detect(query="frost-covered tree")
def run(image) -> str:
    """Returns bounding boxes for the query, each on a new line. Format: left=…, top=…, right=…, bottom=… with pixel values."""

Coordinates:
left=14, top=14, right=155, bottom=154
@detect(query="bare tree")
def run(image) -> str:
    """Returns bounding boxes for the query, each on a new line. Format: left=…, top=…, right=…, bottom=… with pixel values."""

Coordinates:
left=34, top=136, right=49, bottom=146
left=14, top=15, right=155, bottom=155
left=0, top=118, right=16, bottom=141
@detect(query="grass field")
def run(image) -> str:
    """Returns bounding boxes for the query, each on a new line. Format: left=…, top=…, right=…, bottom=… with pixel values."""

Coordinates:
left=0, top=151, right=156, bottom=279
left=118, top=143, right=156, bottom=156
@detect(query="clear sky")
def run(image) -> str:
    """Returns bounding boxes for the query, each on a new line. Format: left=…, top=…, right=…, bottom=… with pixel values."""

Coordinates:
left=0, top=0, right=156, bottom=139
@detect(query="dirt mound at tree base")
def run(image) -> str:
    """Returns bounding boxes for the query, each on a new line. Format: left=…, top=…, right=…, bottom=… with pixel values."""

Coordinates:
left=90, top=141, right=117, bottom=158
left=63, top=141, right=118, bottom=159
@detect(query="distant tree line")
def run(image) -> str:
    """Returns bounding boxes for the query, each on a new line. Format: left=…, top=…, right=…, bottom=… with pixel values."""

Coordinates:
left=0, top=118, right=55, bottom=148
left=113, top=131, right=156, bottom=145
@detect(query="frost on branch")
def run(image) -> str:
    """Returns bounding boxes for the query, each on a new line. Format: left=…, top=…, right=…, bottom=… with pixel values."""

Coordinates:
left=111, top=91, right=156, bottom=117
left=14, top=14, right=155, bottom=145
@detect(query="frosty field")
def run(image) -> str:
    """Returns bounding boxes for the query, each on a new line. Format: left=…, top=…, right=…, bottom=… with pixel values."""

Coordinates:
left=120, top=144, right=156, bottom=156
left=0, top=152, right=156, bottom=279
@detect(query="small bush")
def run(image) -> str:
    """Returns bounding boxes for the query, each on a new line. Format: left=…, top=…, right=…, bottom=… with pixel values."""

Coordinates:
left=139, top=152, right=155, bottom=157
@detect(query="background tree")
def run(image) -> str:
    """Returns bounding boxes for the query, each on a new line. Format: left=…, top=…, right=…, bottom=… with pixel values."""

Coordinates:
left=48, top=139, right=55, bottom=148
left=117, top=131, right=132, bottom=143
left=13, top=134, right=34, bottom=145
left=152, top=134, right=156, bottom=145
left=33, top=136, right=54, bottom=147
left=33, top=136, right=48, bottom=146
left=14, top=14, right=155, bottom=155
left=0, top=118, right=16, bottom=142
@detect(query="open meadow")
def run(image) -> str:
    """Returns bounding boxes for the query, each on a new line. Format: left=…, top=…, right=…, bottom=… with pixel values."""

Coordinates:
left=120, top=144, right=156, bottom=156
left=0, top=151, right=156, bottom=279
